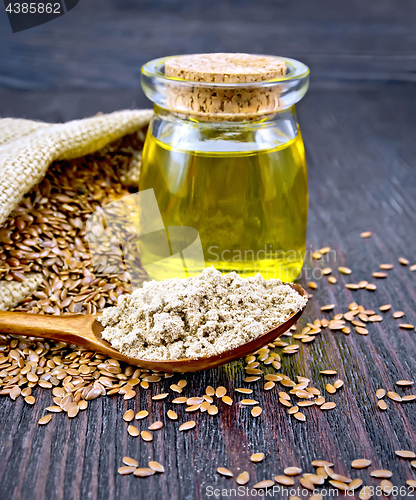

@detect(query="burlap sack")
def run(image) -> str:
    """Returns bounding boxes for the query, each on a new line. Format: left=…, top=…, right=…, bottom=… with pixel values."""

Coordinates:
left=0, top=109, right=153, bottom=310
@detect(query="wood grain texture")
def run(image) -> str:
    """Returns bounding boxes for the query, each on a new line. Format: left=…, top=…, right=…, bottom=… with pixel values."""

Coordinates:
left=0, top=0, right=416, bottom=92
left=0, top=84, right=415, bottom=500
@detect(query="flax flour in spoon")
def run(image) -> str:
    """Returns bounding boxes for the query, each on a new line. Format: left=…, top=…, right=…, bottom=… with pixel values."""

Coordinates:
left=98, top=267, right=307, bottom=360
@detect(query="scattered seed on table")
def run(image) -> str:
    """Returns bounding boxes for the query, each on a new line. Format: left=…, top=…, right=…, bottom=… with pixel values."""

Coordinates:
left=380, top=304, right=391, bottom=312
left=410, top=264, right=416, bottom=271
left=312, top=460, right=333, bottom=467
left=308, top=282, right=317, bottom=289
left=216, top=386, right=226, bottom=398
left=118, top=466, right=136, bottom=476
left=123, top=409, right=135, bottom=422
left=25, top=396, right=35, bottom=405
left=397, top=380, right=414, bottom=386
left=274, top=475, right=295, bottom=486
left=236, top=471, right=250, bottom=485
left=68, top=406, right=79, bottom=418
left=152, top=393, right=168, bottom=400
left=264, top=381, right=275, bottom=391
left=400, top=324, right=415, bottom=329
left=294, top=412, right=306, bottom=422
left=321, top=304, right=335, bottom=312
left=346, top=283, right=359, bottom=290
left=376, top=389, right=386, bottom=399
left=402, top=395, right=416, bottom=402
left=243, top=376, right=261, bottom=383
left=315, top=397, right=325, bottom=406
left=253, top=480, right=275, bottom=489
left=187, top=397, right=204, bottom=406
left=134, top=468, right=155, bottom=477
left=321, top=402, right=336, bottom=410
left=339, top=266, right=352, bottom=274
left=347, top=478, right=363, bottom=490
left=322, top=267, right=332, bottom=275
left=412, top=461, right=416, bottom=469
left=250, top=453, right=265, bottom=463
left=366, top=283, right=377, bottom=291
left=217, top=467, right=233, bottom=477
left=170, top=384, right=182, bottom=393
left=251, top=406, right=262, bottom=417
left=241, top=399, right=259, bottom=406
left=378, top=400, right=387, bottom=410
left=179, top=421, right=196, bottom=431
left=206, top=386, right=215, bottom=396
left=148, top=461, right=165, bottom=473
left=123, top=457, right=139, bottom=467
left=321, top=370, right=337, bottom=375
left=38, top=415, right=52, bottom=425
left=306, top=474, right=325, bottom=486
left=128, top=425, right=140, bottom=437
left=167, top=410, right=178, bottom=420
left=360, top=232, right=372, bottom=238
left=393, top=311, right=405, bottom=319
left=288, top=406, right=298, bottom=415
left=148, top=421, right=163, bottom=430
left=326, top=384, right=336, bottom=394
left=399, top=257, right=409, bottom=266
left=395, top=450, right=416, bottom=459
left=141, top=430, right=153, bottom=441
left=178, top=379, right=187, bottom=388
left=300, top=477, right=315, bottom=490
left=352, top=459, right=371, bottom=469
left=334, top=380, right=344, bottom=389
left=222, top=396, right=232, bottom=406
left=172, top=397, right=187, bottom=404
left=356, top=327, right=369, bottom=335
left=372, top=272, right=387, bottom=279
left=185, top=404, right=200, bottom=412
left=208, top=405, right=218, bottom=415
left=264, top=373, right=283, bottom=382
left=387, top=392, right=402, bottom=402
left=235, top=388, right=253, bottom=394
left=370, top=469, right=392, bottom=478
left=136, top=410, right=149, bottom=420
left=380, top=264, right=394, bottom=270
left=328, top=276, right=337, bottom=284
left=46, top=406, right=62, bottom=413
left=380, top=480, right=393, bottom=495
left=124, top=390, right=136, bottom=400
left=329, top=480, right=349, bottom=491
left=284, top=467, right=302, bottom=476
left=369, top=315, right=383, bottom=322
left=406, top=480, right=416, bottom=487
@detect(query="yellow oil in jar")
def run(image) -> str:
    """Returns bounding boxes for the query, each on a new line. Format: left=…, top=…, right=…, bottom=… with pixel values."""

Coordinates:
left=139, top=129, right=308, bottom=282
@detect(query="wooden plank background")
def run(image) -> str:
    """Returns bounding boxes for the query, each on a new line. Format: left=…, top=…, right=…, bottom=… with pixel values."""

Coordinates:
left=0, top=1, right=416, bottom=499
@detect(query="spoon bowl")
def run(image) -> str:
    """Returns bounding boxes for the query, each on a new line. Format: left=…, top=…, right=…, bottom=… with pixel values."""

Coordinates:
left=0, top=283, right=307, bottom=372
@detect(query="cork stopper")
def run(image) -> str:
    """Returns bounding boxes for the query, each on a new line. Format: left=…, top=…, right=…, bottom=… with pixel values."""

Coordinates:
left=164, top=53, right=287, bottom=121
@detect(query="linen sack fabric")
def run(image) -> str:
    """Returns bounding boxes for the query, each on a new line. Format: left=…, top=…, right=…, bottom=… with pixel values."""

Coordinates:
left=0, top=109, right=152, bottom=310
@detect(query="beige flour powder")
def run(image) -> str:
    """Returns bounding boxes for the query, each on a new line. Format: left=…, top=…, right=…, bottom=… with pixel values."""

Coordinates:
left=99, top=267, right=307, bottom=360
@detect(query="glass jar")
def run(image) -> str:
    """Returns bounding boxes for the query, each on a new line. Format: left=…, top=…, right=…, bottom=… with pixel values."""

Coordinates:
left=139, top=55, right=309, bottom=282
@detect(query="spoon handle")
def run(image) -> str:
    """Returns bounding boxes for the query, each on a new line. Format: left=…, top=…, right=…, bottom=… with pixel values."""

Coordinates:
left=0, top=311, right=97, bottom=345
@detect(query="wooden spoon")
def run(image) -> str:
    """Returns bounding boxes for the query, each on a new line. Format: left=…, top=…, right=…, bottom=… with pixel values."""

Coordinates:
left=0, top=284, right=307, bottom=373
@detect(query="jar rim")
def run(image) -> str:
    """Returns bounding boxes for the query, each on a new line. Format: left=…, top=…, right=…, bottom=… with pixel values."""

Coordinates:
left=141, top=54, right=309, bottom=120
left=141, top=55, right=310, bottom=88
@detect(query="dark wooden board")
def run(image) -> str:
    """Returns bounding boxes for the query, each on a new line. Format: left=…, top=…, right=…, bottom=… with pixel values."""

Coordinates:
left=0, top=84, right=416, bottom=500
left=1, top=0, right=416, bottom=92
